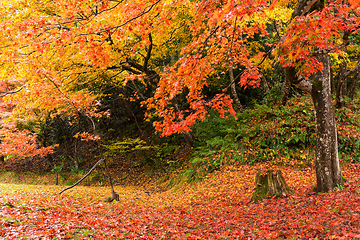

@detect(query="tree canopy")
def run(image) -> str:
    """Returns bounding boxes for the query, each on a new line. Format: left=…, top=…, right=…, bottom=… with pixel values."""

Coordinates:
left=0, top=0, right=359, bottom=190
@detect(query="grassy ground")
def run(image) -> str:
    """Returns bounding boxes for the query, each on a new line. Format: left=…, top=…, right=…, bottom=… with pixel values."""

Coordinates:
left=0, top=171, right=55, bottom=185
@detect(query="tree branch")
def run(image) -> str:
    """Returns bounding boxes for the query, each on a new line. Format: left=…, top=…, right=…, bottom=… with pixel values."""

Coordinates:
left=345, top=59, right=360, bottom=78
left=77, top=0, right=161, bottom=36
left=291, top=0, right=319, bottom=18
left=143, top=33, right=153, bottom=73
left=223, top=47, right=274, bottom=91
left=121, top=64, right=142, bottom=75
left=59, top=158, right=106, bottom=194
left=0, top=85, right=26, bottom=98
left=284, top=0, right=322, bottom=92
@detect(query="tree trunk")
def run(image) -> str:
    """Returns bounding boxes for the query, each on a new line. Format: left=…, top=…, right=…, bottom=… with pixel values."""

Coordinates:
left=335, top=61, right=347, bottom=108
left=342, top=78, right=347, bottom=98
left=348, top=70, right=359, bottom=100
left=280, top=79, right=291, bottom=106
left=310, top=54, right=343, bottom=192
left=250, top=169, right=293, bottom=203
left=285, top=57, right=343, bottom=193
left=260, top=72, right=270, bottom=92
left=330, top=64, right=335, bottom=94
left=283, top=0, right=343, bottom=193
left=229, top=63, right=244, bottom=112
left=182, top=131, right=195, bottom=146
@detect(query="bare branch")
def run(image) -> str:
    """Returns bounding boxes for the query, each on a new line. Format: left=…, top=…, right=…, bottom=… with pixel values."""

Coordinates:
left=59, top=158, right=106, bottom=195
left=77, top=0, right=161, bottom=36
left=143, top=33, right=153, bottom=73
left=0, top=85, right=26, bottom=98
left=121, top=65, right=142, bottom=75
left=157, top=24, right=184, bottom=47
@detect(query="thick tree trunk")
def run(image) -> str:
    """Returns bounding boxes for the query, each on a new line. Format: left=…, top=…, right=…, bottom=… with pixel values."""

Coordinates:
left=310, top=54, right=343, bottom=192
left=284, top=56, right=343, bottom=192
left=284, top=0, right=343, bottom=193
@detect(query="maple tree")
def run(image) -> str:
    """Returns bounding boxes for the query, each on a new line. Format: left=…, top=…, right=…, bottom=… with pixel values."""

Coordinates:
left=279, top=0, right=359, bottom=192
left=0, top=0, right=359, bottom=192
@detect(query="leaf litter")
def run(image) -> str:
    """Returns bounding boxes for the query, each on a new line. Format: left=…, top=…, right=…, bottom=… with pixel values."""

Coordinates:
left=0, top=163, right=359, bottom=239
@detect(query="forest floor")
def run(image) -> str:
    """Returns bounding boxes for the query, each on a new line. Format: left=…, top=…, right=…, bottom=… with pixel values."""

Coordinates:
left=1, top=161, right=360, bottom=239
left=0, top=140, right=192, bottom=189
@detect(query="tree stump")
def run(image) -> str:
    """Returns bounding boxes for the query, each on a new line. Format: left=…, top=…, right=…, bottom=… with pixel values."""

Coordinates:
left=250, top=169, right=294, bottom=203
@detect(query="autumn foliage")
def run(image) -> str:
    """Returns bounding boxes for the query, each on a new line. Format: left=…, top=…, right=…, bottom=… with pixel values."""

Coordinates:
left=0, top=0, right=358, bottom=156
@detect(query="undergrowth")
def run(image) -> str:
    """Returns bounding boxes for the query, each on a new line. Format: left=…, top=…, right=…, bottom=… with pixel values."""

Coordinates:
left=186, top=95, right=360, bottom=181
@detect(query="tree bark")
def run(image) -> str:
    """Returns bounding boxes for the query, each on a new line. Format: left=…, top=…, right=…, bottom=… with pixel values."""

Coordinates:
left=335, top=63, right=346, bottom=108
left=330, top=64, right=335, bottom=94
left=283, top=0, right=343, bottom=193
left=260, top=72, right=270, bottom=92
left=310, top=54, right=343, bottom=192
left=250, top=169, right=294, bottom=203
left=229, top=63, right=244, bottom=112
left=280, top=79, right=291, bottom=106
left=348, top=70, right=359, bottom=100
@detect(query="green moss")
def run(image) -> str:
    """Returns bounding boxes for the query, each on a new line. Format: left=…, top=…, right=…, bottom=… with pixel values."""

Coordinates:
left=250, top=169, right=294, bottom=203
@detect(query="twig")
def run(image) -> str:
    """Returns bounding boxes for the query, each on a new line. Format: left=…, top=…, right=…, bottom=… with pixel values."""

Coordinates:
left=0, top=85, right=26, bottom=98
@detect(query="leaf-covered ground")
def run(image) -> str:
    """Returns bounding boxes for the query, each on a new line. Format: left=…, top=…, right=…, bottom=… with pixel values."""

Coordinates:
left=1, top=163, right=360, bottom=239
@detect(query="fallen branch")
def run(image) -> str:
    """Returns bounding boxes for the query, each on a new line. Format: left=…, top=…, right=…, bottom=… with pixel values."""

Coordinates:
left=58, top=158, right=106, bottom=195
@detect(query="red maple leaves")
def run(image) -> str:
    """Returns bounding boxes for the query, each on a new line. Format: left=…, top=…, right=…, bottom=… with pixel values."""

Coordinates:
left=1, top=163, right=360, bottom=239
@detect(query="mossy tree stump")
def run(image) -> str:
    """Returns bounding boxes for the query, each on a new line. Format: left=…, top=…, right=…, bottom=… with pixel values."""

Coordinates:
left=250, top=169, right=294, bottom=203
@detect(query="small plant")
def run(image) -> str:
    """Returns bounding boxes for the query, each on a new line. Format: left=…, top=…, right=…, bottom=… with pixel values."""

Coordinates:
left=262, top=82, right=284, bottom=106
left=51, top=163, right=64, bottom=185
left=333, top=184, right=344, bottom=191
left=65, top=180, right=76, bottom=186
left=149, top=143, right=181, bottom=168
left=102, top=138, right=151, bottom=157
left=70, top=165, right=84, bottom=175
